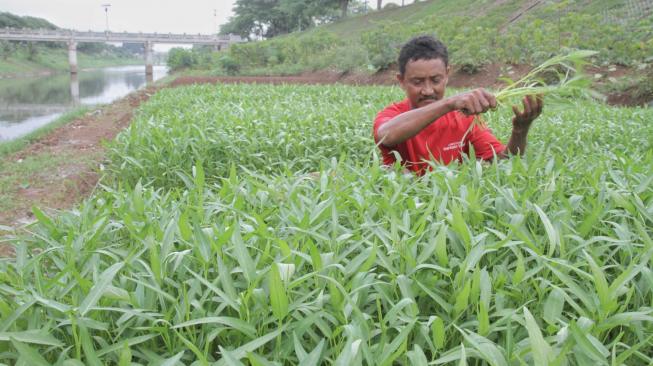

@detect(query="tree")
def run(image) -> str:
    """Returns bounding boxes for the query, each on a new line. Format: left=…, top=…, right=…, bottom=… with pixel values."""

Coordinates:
left=377, top=0, right=382, bottom=10
left=27, top=42, right=37, bottom=61
left=0, top=41, right=14, bottom=60
left=220, top=0, right=352, bottom=39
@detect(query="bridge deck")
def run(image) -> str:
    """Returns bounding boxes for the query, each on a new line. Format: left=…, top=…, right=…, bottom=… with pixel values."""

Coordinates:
left=0, top=28, right=243, bottom=45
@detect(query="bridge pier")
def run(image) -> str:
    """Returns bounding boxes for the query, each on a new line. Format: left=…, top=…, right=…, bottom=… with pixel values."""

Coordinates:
left=144, top=41, right=153, bottom=76
left=68, top=41, right=78, bottom=74
left=70, top=73, right=80, bottom=106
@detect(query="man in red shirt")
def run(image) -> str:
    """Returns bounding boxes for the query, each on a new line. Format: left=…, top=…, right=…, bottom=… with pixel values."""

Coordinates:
left=374, top=35, right=543, bottom=174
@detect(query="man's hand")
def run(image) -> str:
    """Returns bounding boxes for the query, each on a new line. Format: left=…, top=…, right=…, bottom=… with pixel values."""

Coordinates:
left=448, top=88, right=497, bottom=115
left=501, top=94, right=544, bottom=157
left=511, top=94, right=543, bottom=132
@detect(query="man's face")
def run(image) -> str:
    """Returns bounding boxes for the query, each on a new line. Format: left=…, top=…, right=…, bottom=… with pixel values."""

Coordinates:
left=397, top=58, right=449, bottom=109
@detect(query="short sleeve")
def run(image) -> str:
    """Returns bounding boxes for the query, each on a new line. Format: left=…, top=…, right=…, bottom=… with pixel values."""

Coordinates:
left=373, top=106, right=402, bottom=144
left=466, top=122, right=506, bottom=160
left=373, top=102, right=406, bottom=166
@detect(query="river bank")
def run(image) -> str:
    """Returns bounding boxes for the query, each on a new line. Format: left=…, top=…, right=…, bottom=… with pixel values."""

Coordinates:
left=0, top=47, right=143, bottom=78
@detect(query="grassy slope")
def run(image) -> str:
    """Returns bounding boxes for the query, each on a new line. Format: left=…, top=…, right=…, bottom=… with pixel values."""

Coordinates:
left=298, top=0, right=642, bottom=40
left=0, top=46, right=142, bottom=76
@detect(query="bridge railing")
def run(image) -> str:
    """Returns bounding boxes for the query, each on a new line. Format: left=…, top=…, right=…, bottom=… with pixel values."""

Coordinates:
left=0, top=27, right=243, bottom=44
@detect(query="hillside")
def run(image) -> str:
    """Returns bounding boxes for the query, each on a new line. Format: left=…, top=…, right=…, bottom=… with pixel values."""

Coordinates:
left=322, top=0, right=652, bottom=39
left=163, top=0, right=642, bottom=105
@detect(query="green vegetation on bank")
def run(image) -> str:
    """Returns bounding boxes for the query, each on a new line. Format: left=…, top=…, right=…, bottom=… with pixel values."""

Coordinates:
left=0, top=45, right=142, bottom=76
left=0, top=12, right=144, bottom=77
left=168, top=0, right=653, bottom=76
left=1, top=83, right=652, bottom=364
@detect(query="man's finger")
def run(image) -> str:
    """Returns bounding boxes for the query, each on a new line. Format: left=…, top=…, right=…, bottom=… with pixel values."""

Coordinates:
left=471, top=96, right=483, bottom=114
left=477, top=92, right=491, bottom=110
left=522, top=96, right=532, bottom=116
left=512, top=105, right=520, bottom=117
left=479, top=89, right=496, bottom=108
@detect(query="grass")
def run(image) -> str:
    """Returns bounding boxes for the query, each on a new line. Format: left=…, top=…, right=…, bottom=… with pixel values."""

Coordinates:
left=0, top=107, right=89, bottom=158
left=0, top=47, right=142, bottom=77
left=0, top=151, right=82, bottom=214
left=0, top=83, right=652, bottom=364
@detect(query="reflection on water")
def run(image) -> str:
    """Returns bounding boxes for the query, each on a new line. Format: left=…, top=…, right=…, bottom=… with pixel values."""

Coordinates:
left=0, top=65, right=168, bottom=141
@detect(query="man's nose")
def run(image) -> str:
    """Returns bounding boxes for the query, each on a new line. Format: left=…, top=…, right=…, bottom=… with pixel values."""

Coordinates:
left=421, top=81, right=435, bottom=95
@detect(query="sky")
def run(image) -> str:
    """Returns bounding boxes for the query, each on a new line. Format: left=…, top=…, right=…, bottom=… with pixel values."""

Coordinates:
left=1, top=0, right=404, bottom=50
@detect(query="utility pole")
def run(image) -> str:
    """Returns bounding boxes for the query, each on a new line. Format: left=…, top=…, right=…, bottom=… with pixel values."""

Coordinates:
left=101, top=4, right=111, bottom=32
left=214, top=9, right=218, bottom=34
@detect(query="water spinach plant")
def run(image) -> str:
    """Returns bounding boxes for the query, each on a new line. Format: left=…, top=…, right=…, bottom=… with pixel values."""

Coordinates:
left=0, top=84, right=652, bottom=365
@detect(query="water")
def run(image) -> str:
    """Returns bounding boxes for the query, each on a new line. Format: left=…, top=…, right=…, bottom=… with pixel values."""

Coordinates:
left=0, top=65, right=168, bottom=141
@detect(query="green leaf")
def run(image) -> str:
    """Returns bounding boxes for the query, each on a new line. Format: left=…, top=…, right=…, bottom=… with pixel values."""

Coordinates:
left=160, top=351, right=185, bottom=366
left=79, top=325, right=102, bottom=366
left=454, top=279, right=471, bottom=316
left=534, top=204, right=559, bottom=257
left=78, top=262, right=124, bottom=316
left=118, top=341, right=132, bottom=366
left=298, top=339, right=325, bottom=366
left=523, top=307, right=553, bottom=366
left=458, top=329, right=508, bottom=366
left=543, top=288, right=565, bottom=325
left=569, top=321, right=609, bottom=363
left=0, top=331, right=63, bottom=347
left=10, top=339, right=52, bottom=366
left=406, top=344, right=428, bottom=366
left=269, top=263, right=289, bottom=321
left=435, top=223, right=449, bottom=267
left=478, top=301, right=490, bottom=336
left=431, top=316, right=446, bottom=349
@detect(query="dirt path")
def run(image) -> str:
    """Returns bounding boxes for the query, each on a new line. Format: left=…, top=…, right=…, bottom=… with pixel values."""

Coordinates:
left=0, top=86, right=158, bottom=249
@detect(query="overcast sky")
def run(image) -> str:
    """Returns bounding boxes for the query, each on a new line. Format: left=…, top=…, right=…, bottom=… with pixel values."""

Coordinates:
left=1, top=0, right=404, bottom=50
left=1, top=0, right=236, bottom=34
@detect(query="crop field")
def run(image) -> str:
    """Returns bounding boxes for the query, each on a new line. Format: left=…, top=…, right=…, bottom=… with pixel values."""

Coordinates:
left=1, top=83, right=653, bottom=365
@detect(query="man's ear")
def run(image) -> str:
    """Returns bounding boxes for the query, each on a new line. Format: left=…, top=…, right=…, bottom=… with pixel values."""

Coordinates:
left=396, top=73, right=405, bottom=88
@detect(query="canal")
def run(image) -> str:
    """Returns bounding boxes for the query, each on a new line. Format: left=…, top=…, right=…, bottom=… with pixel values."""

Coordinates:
left=0, top=65, right=168, bottom=141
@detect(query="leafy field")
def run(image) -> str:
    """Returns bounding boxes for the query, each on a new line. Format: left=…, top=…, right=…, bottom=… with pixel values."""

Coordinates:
left=1, top=84, right=653, bottom=365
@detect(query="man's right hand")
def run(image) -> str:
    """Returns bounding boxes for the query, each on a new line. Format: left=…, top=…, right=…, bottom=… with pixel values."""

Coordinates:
left=447, top=88, right=497, bottom=115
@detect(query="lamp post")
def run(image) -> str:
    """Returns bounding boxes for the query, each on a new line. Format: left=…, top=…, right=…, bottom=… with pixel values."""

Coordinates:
left=101, top=4, right=111, bottom=32
left=214, top=9, right=218, bottom=34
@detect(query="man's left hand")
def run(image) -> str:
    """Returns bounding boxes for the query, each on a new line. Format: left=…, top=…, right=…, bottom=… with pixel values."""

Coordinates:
left=512, top=94, right=543, bottom=133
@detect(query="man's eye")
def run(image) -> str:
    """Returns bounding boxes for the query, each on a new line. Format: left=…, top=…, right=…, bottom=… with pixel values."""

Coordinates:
left=431, top=78, right=441, bottom=84
left=413, top=80, right=423, bottom=85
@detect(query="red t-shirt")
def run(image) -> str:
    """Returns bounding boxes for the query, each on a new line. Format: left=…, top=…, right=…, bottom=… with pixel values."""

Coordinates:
left=373, top=99, right=506, bottom=174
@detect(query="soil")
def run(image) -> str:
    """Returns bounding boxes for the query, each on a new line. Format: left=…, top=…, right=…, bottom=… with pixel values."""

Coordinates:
left=0, top=85, right=158, bottom=256
left=170, top=63, right=531, bottom=89
left=0, top=64, right=649, bottom=257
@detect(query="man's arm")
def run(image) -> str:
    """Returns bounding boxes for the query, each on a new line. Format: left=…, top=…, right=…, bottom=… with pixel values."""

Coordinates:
left=499, top=95, right=543, bottom=157
left=376, top=89, right=497, bottom=147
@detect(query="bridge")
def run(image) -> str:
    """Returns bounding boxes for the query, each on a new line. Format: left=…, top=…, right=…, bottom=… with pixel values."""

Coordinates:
left=0, top=28, right=244, bottom=75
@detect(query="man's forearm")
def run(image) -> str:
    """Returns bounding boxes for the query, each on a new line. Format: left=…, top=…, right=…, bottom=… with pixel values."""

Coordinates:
left=503, top=128, right=529, bottom=157
left=376, top=100, right=453, bottom=147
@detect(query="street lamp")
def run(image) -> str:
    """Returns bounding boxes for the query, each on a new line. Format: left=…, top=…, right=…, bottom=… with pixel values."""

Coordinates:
left=101, top=4, right=111, bottom=32
left=214, top=9, right=217, bottom=34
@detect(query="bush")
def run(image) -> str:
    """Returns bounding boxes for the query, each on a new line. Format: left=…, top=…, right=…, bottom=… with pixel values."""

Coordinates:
left=219, top=54, right=240, bottom=75
left=167, top=47, right=196, bottom=70
left=360, top=22, right=405, bottom=70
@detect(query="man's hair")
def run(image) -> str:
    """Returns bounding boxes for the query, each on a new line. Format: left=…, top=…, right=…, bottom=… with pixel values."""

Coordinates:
left=398, top=35, right=448, bottom=75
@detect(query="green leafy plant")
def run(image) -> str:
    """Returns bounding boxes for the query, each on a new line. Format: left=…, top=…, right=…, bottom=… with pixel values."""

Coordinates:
left=1, top=83, right=652, bottom=365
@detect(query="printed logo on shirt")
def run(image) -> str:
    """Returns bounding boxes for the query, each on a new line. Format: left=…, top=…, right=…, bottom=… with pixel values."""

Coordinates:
left=443, top=141, right=463, bottom=151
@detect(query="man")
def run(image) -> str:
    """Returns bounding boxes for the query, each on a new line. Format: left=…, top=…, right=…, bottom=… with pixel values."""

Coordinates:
left=374, top=35, right=543, bottom=174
